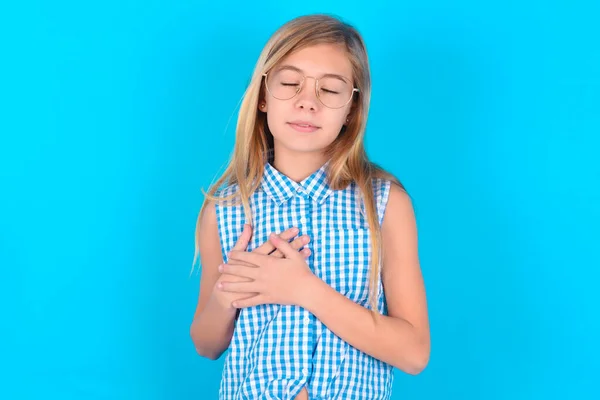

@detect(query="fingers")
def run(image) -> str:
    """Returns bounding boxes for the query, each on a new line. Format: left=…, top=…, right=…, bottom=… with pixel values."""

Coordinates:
left=300, top=248, right=311, bottom=258
left=231, top=224, right=253, bottom=252
left=218, top=281, right=255, bottom=293
left=253, top=227, right=298, bottom=255
left=272, top=248, right=311, bottom=258
left=230, top=259, right=258, bottom=268
left=271, top=235, right=311, bottom=258
left=219, top=263, right=258, bottom=279
left=237, top=226, right=312, bottom=259
left=266, top=233, right=302, bottom=260
left=278, top=227, right=300, bottom=241
left=217, top=271, right=253, bottom=283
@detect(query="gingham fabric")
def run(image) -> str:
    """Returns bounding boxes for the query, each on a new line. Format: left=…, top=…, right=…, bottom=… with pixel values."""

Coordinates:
left=215, top=161, right=393, bottom=400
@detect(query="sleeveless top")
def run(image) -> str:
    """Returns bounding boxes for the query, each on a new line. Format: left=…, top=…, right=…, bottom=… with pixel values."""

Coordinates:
left=214, top=161, right=394, bottom=400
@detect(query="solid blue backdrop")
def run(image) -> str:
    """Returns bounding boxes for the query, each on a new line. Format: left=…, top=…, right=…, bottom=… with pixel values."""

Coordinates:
left=1, top=1, right=598, bottom=399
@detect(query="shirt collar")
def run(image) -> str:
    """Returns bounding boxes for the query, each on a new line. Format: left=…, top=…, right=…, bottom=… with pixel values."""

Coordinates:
left=261, top=160, right=334, bottom=206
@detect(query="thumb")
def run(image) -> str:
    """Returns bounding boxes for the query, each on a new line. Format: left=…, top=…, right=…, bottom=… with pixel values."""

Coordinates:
left=269, top=232, right=299, bottom=259
left=232, top=224, right=252, bottom=251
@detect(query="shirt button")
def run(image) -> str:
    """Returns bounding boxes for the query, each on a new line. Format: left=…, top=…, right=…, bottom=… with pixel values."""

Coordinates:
left=302, top=368, right=309, bottom=375
left=304, top=316, right=310, bottom=323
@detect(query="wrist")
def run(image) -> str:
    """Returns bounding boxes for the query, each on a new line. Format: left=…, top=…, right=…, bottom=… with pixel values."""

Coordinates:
left=295, top=273, right=323, bottom=310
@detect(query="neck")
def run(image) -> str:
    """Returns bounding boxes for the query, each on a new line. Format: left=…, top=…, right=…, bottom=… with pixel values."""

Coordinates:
left=272, top=148, right=328, bottom=183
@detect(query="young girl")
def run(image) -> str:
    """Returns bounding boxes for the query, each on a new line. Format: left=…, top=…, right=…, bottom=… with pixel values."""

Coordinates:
left=190, top=14, right=430, bottom=400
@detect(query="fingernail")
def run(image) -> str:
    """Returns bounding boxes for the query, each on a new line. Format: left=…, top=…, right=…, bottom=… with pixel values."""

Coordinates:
left=303, top=236, right=310, bottom=244
left=218, top=264, right=223, bottom=272
left=270, top=232, right=277, bottom=240
left=217, top=283, right=223, bottom=289
left=291, top=227, right=299, bottom=234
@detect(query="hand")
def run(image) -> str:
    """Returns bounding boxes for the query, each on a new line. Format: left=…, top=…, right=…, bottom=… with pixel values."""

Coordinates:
left=211, top=225, right=311, bottom=311
left=218, top=233, right=316, bottom=308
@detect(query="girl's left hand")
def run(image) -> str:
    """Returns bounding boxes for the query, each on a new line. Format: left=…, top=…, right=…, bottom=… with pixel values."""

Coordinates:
left=217, top=233, right=316, bottom=308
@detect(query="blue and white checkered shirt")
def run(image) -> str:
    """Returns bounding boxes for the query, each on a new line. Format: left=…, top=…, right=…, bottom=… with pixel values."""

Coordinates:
left=215, top=161, right=393, bottom=399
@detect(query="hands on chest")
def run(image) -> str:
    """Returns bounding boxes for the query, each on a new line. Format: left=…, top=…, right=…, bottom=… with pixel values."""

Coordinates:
left=213, top=224, right=316, bottom=310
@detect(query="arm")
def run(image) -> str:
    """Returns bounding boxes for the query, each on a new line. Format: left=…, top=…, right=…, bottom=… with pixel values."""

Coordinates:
left=189, top=200, right=237, bottom=360
left=302, top=184, right=430, bottom=374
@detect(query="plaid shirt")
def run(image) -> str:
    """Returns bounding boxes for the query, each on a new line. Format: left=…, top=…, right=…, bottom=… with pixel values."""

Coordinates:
left=215, top=161, right=393, bottom=399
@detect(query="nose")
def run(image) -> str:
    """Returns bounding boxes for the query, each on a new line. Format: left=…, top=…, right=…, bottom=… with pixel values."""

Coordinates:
left=294, top=76, right=320, bottom=111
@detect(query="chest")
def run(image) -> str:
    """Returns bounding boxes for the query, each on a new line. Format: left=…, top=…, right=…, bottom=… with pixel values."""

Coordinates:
left=245, top=192, right=373, bottom=304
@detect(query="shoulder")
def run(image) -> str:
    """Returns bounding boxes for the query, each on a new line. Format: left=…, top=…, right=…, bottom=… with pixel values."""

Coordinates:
left=382, top=182, right=416, bottom=237
left=197, top=197, right=218, bottom=241
left=370, top=177, right=391, bottom=194
left=368, top=177, right=399, bottom=225
left=386, top=182, right=413, bottom=218
left=388, top=182, right=411, bottom=209
left=214, top=183, right=240, bottom=201
left=205, top=183, right=246, bottom=214
left=197, top=182, right=239, bottom=234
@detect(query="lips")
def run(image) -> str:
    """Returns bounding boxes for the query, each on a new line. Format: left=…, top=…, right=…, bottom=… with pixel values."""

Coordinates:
left=287, top=120, right=320, bottom=133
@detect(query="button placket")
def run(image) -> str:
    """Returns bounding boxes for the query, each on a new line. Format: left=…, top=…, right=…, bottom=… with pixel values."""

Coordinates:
left=294, top=184, right=315, bottom=385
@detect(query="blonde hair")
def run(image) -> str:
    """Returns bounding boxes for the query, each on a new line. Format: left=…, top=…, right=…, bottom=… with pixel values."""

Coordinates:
left=193, top=14, right=405, bottom=313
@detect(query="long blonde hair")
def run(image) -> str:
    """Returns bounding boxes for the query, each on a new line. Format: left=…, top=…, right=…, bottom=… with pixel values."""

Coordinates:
left=193, top=14, right=405, bottom=313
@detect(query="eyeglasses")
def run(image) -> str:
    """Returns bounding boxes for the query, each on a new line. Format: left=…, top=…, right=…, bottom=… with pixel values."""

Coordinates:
left=263, top=68, right=359, bottom=109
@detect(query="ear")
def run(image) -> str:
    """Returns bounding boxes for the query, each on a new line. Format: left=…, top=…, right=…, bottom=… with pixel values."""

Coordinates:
left=258, top=100, right=267, bottom=113
left=344, top=108, right=354, bottom=125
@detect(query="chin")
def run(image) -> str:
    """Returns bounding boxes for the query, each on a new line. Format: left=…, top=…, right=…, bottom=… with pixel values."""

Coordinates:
left=279, top=142, right=327, bottom=154
left=271, top=135, right=327, bottom=153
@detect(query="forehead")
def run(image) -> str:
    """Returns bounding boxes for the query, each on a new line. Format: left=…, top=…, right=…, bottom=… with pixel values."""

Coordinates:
left=277, top=43, right=353, bottom=79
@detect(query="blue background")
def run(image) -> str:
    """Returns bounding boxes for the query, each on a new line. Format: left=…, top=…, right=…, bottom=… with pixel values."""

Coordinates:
left=1, top=1, right=599, bottom=399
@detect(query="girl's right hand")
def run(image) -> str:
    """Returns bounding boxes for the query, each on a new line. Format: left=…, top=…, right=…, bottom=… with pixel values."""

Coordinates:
left=211, top=225, right=310, bottom=311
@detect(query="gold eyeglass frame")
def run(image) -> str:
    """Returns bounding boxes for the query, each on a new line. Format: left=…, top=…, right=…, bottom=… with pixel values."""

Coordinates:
left=262, top=72, right=359, bottom=109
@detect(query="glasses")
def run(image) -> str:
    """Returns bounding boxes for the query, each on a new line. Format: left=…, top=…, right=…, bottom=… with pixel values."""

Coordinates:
left=263, top=68, right=359, bottom=109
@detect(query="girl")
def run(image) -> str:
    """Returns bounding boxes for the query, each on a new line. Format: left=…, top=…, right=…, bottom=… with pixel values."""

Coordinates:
left=190, top=14, right=430, bottom=400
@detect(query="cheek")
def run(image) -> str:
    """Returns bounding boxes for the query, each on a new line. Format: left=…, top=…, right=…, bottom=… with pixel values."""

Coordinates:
left=325, top=111, right=348, bottom=132
left=265, top=106, right=283, bottom=135
left=264, top=101, right=295, bottom=136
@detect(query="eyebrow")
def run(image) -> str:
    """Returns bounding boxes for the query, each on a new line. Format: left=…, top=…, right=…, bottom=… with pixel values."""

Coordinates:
left=275, top=65, right=351, bottom=83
